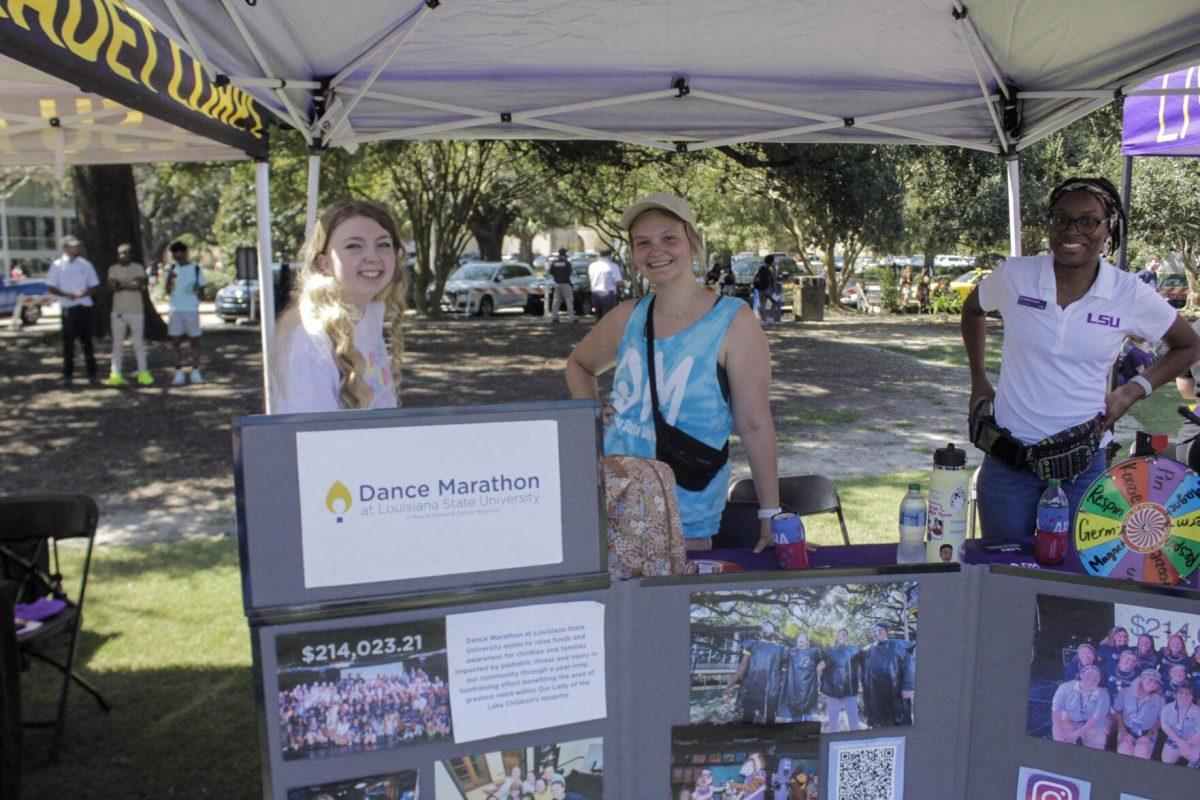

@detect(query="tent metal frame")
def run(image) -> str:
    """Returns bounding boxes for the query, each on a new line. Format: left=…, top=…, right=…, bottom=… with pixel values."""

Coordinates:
left=125, top=0, right=1200, bottom=411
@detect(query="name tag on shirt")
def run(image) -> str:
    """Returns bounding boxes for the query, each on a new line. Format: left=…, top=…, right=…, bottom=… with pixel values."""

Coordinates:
left=1017, top=295, right=1047, bottom=310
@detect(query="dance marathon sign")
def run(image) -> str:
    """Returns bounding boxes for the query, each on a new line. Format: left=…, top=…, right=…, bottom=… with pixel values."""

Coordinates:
left=296, top=421, right=563, bottom=588
left=0, top=0, right=268, bottom=158
left=1122, top=65, right=1200, bottom=157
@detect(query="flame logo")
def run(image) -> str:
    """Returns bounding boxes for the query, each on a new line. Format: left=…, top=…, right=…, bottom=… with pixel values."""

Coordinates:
left=325, top=481, right=352, bottom=522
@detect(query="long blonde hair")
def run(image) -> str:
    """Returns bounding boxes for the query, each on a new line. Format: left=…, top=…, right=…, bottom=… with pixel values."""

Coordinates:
left=272, top=199, right=407, bottom=409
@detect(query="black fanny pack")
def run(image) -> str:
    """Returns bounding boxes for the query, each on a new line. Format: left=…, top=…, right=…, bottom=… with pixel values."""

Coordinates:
left=969, top=400, right=1103, bottom=481
left=644, top=297, right=729, bottom=492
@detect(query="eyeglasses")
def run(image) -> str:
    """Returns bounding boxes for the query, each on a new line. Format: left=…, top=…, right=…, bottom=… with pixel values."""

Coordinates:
left=1047, top=212, right=1105, bottom=235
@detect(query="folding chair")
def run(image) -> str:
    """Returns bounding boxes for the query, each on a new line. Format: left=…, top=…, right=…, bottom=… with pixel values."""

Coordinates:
left=727, top=475, right=852, bottom=545
left=0, top=495, right=110, bottom=762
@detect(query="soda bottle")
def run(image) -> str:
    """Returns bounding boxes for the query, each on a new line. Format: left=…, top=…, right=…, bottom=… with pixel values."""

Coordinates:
left=897, top=483, right=926, bottom=564
left=1035, top=478, right=1071, bottom=566
left=772, top=512, right=810, bottom=570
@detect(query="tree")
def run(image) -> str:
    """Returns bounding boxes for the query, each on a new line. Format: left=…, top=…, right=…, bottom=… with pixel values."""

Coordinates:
left=898, top=146, right=1003, bottom=269
left=359, top=140, right=502, bottom=315
left=71, top=164, right=165, bottom=339
left=1132, top=157, right=1200, bottom=307
left=135, top=162, right=229, bottom=264
left=723, top=144, right=906, bottom=303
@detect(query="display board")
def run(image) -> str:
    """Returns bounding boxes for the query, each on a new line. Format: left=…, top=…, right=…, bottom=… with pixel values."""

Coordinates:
left=232, top=400, right=606, bottom=612
left=967, top=567, right=1200, bottom=800
left=235, top=401, right=1200, bottom=799
left=251, top=579, right=614, bottom=800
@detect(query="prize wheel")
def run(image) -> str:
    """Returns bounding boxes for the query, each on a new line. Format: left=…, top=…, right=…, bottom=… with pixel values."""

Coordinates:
left=1074, top=456, right=1200, bottom=585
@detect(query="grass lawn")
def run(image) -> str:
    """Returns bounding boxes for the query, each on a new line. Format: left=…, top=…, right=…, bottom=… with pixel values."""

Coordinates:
left=875, top=336, right=1003, bottom=375
left=19, top=538, right=259, bottom=800
left=16, top=472, right=913, bottom=798
left=800, top=471, right=922, bottom=545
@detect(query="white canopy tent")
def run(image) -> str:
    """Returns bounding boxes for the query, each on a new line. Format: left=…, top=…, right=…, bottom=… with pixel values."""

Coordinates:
left=121, top=0, right=1200, bottom=409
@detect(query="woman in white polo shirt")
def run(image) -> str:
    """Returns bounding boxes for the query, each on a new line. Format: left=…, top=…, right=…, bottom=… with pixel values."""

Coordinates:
left=962, top=177, right=1200, bottom=538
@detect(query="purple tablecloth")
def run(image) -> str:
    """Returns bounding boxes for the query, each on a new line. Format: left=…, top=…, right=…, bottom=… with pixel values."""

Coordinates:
left=686, top=540, right=1200, bottom=589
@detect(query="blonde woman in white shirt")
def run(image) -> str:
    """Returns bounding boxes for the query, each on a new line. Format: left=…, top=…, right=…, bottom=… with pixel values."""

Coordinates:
left=270, top=199, right=406, bottom=413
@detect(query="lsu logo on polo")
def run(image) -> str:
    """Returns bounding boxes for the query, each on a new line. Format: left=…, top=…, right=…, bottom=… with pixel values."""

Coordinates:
left=325, top=481, right=352, bottom=523
left=1085, top=312, right=1120, bottom=328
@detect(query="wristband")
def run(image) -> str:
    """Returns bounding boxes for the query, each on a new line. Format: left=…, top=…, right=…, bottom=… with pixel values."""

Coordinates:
left=1129, top=375, right=1153, bottom=398
left=756, top=507, right=782, bottom=520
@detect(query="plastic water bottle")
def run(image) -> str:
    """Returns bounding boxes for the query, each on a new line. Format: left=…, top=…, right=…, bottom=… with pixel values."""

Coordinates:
left=897, top=483, right=926, bottom=564
left=1035, top=479, right=1071, bottom=566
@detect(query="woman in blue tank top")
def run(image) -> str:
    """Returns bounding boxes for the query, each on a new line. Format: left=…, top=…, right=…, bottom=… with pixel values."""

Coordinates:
left=565, top=193, right=780, bottom=551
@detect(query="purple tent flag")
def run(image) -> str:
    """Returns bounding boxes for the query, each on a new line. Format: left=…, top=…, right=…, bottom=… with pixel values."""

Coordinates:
left=1123, top=65, right=1200, bottom=156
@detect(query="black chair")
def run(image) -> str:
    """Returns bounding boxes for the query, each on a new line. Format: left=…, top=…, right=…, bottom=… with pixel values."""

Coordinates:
left=0, top=495, right=110, bottom=762
left=721, top=475, right=852, bottom=547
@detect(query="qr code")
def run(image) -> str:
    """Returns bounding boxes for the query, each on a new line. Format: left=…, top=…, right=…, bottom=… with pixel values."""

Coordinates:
left=834, top=744, right=897, bottom=800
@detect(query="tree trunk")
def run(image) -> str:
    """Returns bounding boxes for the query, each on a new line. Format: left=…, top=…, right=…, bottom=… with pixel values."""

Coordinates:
left=823, top=241, right=839, bottom=304
left=468, top=214, right=509, bottom=261
left=71, top=165, right=167, bottom=340
left=519, top=233, right=535, bottom=264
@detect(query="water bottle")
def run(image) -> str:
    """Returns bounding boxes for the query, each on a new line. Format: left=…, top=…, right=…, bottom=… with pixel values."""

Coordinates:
left=1035, top=478, right=1071, bottom=566
left=897, top=483, right=926, bottom=564
left=927, top=443, right=969, bottom=563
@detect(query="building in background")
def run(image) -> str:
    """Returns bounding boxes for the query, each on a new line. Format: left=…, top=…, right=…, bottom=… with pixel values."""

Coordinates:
left=2, top=179, right=76, bottom=277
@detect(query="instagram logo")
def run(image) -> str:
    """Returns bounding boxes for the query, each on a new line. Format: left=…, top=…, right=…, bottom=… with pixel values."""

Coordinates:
left=1024, top=773, right=1080, bottom=800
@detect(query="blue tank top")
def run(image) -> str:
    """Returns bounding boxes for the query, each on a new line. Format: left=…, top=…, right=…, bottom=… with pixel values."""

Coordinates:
left=604, top=294, right=741, bottom=539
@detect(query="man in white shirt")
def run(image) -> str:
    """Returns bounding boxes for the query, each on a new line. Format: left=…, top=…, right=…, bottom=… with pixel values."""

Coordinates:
left=45, top=235, right=100, bottom=388
left=587, top=247, right=623, bottom=319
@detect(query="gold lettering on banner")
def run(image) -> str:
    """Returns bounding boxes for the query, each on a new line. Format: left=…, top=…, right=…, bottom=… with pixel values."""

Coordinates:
left=129, top=9, right=156, bottom=91
left=187, top=59, right=205, bottom=111
left=166, top=39, right=188, bottom=107
left=7, top=0, right=66, bottom=46
left=197, top=81, right=219, bottom=117
left=102, top=0, right=138, bottom=84
left=62, top=0, right=110, bottom=62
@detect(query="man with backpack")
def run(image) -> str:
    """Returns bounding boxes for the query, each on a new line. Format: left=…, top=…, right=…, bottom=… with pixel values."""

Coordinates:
left=164, top=241, right=205, bottom=385
left=545, top=247, right=576, bottom=323
left=753, top=255, right=781, bottom=325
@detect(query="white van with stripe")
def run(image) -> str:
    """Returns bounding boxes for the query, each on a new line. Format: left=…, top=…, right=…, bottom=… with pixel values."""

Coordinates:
left=437, top=261, right=543, bottom=316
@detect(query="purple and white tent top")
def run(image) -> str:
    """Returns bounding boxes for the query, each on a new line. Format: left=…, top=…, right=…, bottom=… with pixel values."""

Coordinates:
left=1123, top=65, right=1200, bottom=157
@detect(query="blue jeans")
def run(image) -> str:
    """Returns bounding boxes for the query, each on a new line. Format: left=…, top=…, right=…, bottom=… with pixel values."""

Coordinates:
left=976, top=452, right=1107, bottom=539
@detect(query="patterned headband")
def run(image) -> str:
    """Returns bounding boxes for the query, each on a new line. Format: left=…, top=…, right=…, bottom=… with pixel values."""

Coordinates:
left=1051, top=181, right=1124, bottom=234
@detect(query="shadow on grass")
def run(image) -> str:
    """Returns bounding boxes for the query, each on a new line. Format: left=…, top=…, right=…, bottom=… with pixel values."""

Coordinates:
left=19, top=656, right=258, bottom=799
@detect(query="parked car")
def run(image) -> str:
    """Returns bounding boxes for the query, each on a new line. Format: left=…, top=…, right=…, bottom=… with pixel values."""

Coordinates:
left=1157, top=273, right=1188, bottom=308
left=434, top=261, right=542, bottom=316
left=215, top=266, right=288, bottom=321
left=949, top=268, right=991, bottom=300
left=841, top=277, right=883, bottom=313
left=0, top=275, right=48, bottom=326
left=934, top=254, right=974, bottom=269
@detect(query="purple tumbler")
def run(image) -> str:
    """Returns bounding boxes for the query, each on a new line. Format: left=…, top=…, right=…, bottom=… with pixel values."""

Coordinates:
left=772, top=512, right=810, bottom=570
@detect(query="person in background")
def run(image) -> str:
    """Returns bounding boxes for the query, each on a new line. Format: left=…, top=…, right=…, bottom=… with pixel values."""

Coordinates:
left=105, top=243, right=153, bottom=387
left=45, top=234, right=100, bottom=388
left=1160, top=633, right=1191, bottom=684
left=1114, top=669, right=1164, bottom=758
left=752, top=255, right=779, bottom=324
left=1065, top=643, right=1099, bottom=682
left=723, top=621, right=788, bottom=724
left=9, top=263, right=25, bottom=281
left=782, top=632, right=824, bottom=722
left=1115, top=336, right=1155, bottom=387
left=963, top=177, right=1200, bottom=538
left=269, top=199, right=407, bottom=414
left=545, top=247, right=576, bottom=323
left=1164, top=662, right=1194, bottom=706
left=1097, top=626, right=1130, bottom=678
left=587, top=247, right=623, bottom=319
left=1107, top=648, right=1141, bottom=702
left=1050, top=664, right=1110, bottom=749
left=565, top=193, right=780, bottom=552
left=164, top=241, right=206, bottom=385
left=1134, top=633, right=1160, bottom=673
left=859, top=624, right=915, bottom=728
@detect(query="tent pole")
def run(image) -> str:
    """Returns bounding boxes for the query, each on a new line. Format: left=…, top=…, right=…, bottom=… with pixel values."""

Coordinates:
left=1119, top=155, right=1133, bottom=269
left=254, top=160, right=277, bottom=413
left=1006, top=154, right=1022, bottom=257
left=305, top=151, right=322, bottom=237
